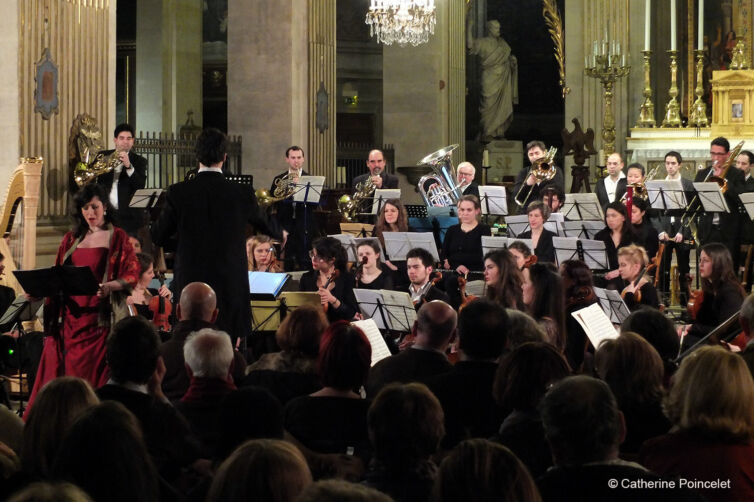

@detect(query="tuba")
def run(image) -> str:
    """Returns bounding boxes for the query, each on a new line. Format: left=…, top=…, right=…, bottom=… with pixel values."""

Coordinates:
left=417, top=144, right=462, bottom=207
left=74, top=149, right=123, bottom=187
left=514, top=147, right=558, bottom=208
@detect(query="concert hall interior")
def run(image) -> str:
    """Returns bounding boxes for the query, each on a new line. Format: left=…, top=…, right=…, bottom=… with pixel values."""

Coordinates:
left=3, top=1, right=754, bottom=501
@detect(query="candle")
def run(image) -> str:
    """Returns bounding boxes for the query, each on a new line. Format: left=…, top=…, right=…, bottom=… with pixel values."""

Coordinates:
left=482, top=149, right=489, bottom=167
left=593, top=40, right=598, bottom=56
left=644, top=0, right=651, bottom=50
left=697, top=0, right=704, bottom=50
left=670, top=0, right=676, bottom=51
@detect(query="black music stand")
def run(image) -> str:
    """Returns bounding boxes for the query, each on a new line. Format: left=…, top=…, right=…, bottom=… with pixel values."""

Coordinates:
left=552, top=237, right=608, bottom=269
left=0, top=295, right=43, bottom=416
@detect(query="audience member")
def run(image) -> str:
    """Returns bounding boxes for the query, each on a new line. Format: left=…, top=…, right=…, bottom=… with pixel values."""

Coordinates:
left=284, top=321, right=372, bottom=467
left=538, top=376, right=700, bottom=502
left=559, top=259, right=599, bottom=372
left=737, top=292, right=754, bottom=376
left=243, top=304, right=325, bottom=404
left=364, top=383, right=444, bottom=502
left=6, top=482, right=93, bottom=502
left=503, top=309, right=547, bottom=350
left=205, top=439, right=312, bottom=502
left=160, top=282, right=246, bottom=400
left=595, top=333, right=670, bottom=458
left=174, top=328, right=237, bottom=458
left=52, top=401, right=161, bottom=502
left=522, top=263, right=566, bottom=352
left=434, top=439, right=542, bottom=502
left=97, top=316, right=198, bottom=481
left=621, top=307, right=680, bottom=383
left=0, top=404, right=23, bottom=456
left=424, top=299, right=507, bottom=449
left=215, top=387, right=284, bottom=462
left=366, top=301, right=456, bottom=397
left=298, top=479, right=393, bottom=502
left=493, top=342, right=570, bottom=478
left=640, top=346, right=754, bottom=502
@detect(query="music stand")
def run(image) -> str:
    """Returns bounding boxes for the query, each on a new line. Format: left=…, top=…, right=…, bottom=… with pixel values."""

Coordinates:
left=129, top=188, right=164, bottom=209
left=561, top=221, right=605, bottom=239
left=562, top=193, right=604, bottom=221
left=645, top=180, right=687, bottom=212
left=0, top=295, right=43, bottom=415
left=383, top=232, right=440, bottom=262
left=692, top=182, right=730, bottom=214
left=504, top=215, right=529, bottom=237
left=370, top=189, right=401, bottom=215
left=340, top=223, right=374, bottom=237
left=552, top=237, right=608, bottom=269
left=740, top=193, right=754, bottom=221
left=478, top=186, right=508, bottom=216
left=594, top=287, right=631, bottom=324
left=329, top=234, right=359, bottom=262
left=353, top=289, right=417, bottom=333
left=481, top=236, right=509, bottom=255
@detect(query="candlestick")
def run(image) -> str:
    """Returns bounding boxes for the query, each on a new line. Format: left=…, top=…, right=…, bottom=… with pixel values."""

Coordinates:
left=688, top=49, right=709, bottom=127
left=670, top=0, right=676, bottom=51
left=644, top=0, right=651, bottom=51
left=636, top=51, right=656, bottom=128
left=662, top=50, right=681, bottom=127
left=697, top=0, right=704, bottom=50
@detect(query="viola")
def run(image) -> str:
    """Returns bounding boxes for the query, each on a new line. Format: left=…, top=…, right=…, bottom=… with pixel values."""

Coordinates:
left=621, top=265, right=648, bottom=303
left=522, top=254, right=538, bottom=269
left=148, top=271, right=172, bottom=332
left=321, top=269, right=340, bottom=313
left=687, top=289, right=704, bottom=321
left=457, top=275, right=478, bottom=312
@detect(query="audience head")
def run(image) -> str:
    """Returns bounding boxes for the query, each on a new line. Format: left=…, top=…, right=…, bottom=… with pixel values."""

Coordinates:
left=414, top=300, right=458, bottom=350
left=503, top=309, right=547, bottom=348
left=21, top=377, right=99, bottom=478
left=559, top=259, right=596, bottom=305
left=53, top=401, right=160, bottom=502
left=376, top=198, right=408, bottom=231
left=206, top=439, right=312, bottom=502
left=666, top=346, right=754, bottom=441
left=318, top=321, right=371, bottom=391
left=483, top=249, right=523, bottom=309
left=216, top=387, right=285, bottom=461
left=595, top=332, right=664, bottom=408
left=457, top=298, right=508, bottom=360
left=494, top=342, right=570, bottom=412
left=196, top=127, right=228, bottom=167
left=184, top=328, right=234, bottom=379
left=621, top=308, right=679, bottom=376
left=297, top=480, right=392, bottom=502
left=7, top=482, right=94, bottom=502
left=368, top=383, right=444, bottom=471
left=106, top=316, right=160, bottom=385
left=522, top=263, right=566, bottom=352
left=541, top=376, right=624, bottom=466
left=311, top=236, right=348, bottom=272
left=275, top=304, right=327, bottom=357
left=435, top=439, right=542, bottom=502
left=177, top=282, right=218, bottom=323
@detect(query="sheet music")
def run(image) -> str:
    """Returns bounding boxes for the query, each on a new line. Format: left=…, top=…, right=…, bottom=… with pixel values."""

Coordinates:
left=383, top=232, right=440, bottom=261
left=692, top=182, right=730, bottom=213
left=478, top=185, right=508, bottom=215
left=293, top=176, right=325, bottom=203
left=740, top=192, right=754, bottom=221
left=546, top=213, right=565, bottom=235
left=570, top=302, right=619, bottom=349
left=371, top=189, right=401, bottom=215
left=464, top=280, right=486, bottom=297
left=504, top=215, right=529, bottom=237
left=379, top=290, right=417, bottom=332
left=352, top=319, right=392, bottom=366
left=561, top=221, right=605, bottom=239
left=482, top=236, right=508, bottom=255
left=593, top=287, right=631, bottom=324
left=129, top=188, right=164, bottom=208
left=340, top=223, right=375, bottom=236
left=645, top=180, right=687, bottom=211
left=562, top=193, right=604, bottom=221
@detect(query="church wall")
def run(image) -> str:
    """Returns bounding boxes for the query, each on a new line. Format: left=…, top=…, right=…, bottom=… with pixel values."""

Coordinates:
left=0, top=0, right=20, bottom=193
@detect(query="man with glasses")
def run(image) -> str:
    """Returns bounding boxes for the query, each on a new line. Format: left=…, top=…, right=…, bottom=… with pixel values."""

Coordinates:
left=456, top=162, right=479, bottom=199
left=694, top=136, right=745, bottom=269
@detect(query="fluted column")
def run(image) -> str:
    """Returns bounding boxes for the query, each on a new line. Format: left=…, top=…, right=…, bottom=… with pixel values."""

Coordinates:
left=307, top=0, right=336, bottom=179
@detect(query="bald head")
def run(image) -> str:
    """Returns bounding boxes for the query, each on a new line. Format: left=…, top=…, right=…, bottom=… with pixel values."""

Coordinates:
left=178, top=282, right=218, bottom=322
left=415, top=300, right=457, bottom=349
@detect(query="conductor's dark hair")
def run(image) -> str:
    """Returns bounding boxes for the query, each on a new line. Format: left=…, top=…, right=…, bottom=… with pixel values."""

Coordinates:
left=286, top=146, right=305, bottom=157
left=106, top=316, right=160, bottom=385
left=711, top=136, right=730, bottom=152
left=113, top=123, right=135, bottom=138
left=195, top=128, right=228, bottom=166
left=72, top=183, right=116, bottom=239
left=406, top=247, right=435, bottom=268
left=665, top=151, right=683, bottom=164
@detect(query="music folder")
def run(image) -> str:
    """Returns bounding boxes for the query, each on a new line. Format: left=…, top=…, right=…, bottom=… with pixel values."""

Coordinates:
left=248, top=272, right=289, bottom=300
left=13, top=266, right=100, bottom=299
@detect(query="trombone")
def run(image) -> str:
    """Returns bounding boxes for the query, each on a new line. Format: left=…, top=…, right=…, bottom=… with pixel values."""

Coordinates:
left=514, top=147, right=557, bottom=209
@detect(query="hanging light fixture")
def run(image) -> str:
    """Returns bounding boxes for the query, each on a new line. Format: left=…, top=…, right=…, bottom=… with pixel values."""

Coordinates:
left=365, top=0, right=436, bottom=47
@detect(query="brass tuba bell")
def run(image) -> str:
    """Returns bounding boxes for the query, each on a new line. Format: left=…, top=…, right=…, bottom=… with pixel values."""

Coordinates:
left=417, top=144, right=462, bottom=207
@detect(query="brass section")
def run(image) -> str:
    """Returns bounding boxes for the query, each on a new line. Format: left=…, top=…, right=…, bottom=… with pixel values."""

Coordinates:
left=636, top=50, right=656, bottom=127
left=688, top=50, right=709, bottom=127
left=710, top=70, right=754, bottom=137
left=307, top=0, right=336, bottom=181
left=542, top=0, right=569, bottom=98
left=662, top=50, right=682, bottom=128
left=19, top=0, right=112, bottom=218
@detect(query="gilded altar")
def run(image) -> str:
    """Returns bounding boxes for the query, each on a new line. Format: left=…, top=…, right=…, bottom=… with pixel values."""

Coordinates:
left=710, top=70, right=754, bottom=138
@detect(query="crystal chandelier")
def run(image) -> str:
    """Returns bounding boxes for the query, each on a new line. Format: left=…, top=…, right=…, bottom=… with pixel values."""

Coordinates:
left=365, top=0, right=436, bottom=47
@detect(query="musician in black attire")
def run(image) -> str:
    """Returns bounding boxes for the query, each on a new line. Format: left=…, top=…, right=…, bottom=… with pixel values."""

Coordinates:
left=512, top=140, right=565, bottom=212
left=617, top=245, right=660, bottom=311
left=352, top=149, right=399, bottom=189
left=299, top=236, right=358, bottom=323
left=270, top=146, right=317, bottom=271
left=442, top=195, right=491, bottom=309
left=519, top=200, right=556, bottom=264
left=593, top=201, right=638, bottom=290
left=456, top=161, right=480, bottom=199
left=737, top=150, right=754, bottom=291
left=630, top=198, right=659, bottom=262
left=406, top=247, right=450, bottom=308
left=354, top=240, right=394, bottom=290
left=695, top=137, right=745, bottom=270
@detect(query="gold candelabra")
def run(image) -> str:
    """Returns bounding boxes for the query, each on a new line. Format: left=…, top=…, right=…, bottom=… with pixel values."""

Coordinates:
left=636, top=50, right=655, bottom=127
left=688, top=49, right=708, bottom=127
left=662, top=50, right=682, bottom=127
left=585, top=40, right=630, bottom=156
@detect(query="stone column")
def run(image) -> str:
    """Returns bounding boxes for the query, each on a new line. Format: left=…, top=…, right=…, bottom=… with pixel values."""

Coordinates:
left=0, top=0, right=19, bottom=192
left=228, top=0, right=308, bottom=189
left=136, top=0, right=163, bottom=134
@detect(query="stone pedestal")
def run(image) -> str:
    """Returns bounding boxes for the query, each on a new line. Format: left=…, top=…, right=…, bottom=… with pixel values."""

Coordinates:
left=486, top=140, right=523, bottom=182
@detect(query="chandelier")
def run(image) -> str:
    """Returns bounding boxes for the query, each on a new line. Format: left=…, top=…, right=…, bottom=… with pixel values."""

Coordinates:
left=365, top=0, right=436, bottom=47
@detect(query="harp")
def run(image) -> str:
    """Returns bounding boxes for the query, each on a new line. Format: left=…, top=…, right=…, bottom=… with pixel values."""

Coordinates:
left=0, top=157, right=43, bottom=296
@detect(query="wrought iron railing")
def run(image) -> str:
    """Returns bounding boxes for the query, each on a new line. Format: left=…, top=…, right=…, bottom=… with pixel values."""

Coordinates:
left=335, top=142, right=395, bottom=188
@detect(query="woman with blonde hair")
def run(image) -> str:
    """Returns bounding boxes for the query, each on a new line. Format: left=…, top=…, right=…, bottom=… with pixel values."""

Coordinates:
left=640, top=346, right=754, bottom=501
left=247, top=235, right=283, bottom=272
left=617, top=244, right=659, bottom=310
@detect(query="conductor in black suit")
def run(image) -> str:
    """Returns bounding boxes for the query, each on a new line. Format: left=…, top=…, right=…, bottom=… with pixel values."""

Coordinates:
left=152, top=128, right=273, bottom=342
left=95, top=123, right=147, bottom=234
left=352, top=149, right=399, bottom=189
left=595, top=152, right=627, bottom=211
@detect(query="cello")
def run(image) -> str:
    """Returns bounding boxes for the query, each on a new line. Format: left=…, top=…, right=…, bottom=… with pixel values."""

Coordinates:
left=148, top=271, right=173, bottom=333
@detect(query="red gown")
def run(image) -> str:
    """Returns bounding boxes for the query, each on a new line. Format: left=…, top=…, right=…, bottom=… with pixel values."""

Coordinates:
left=27, top=226, right=139, bottom=408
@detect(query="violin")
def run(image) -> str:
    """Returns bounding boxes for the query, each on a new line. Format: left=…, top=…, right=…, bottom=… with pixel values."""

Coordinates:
left=457, top=274, right=478, bottom=312
left=522, top=254, right=538, bottom=269
left=148, top=271, right=172, bottom=332
left=413, top=271, right=443, bottom=307
left=621, top=266, right=647, bottom=304
left=321, top=269, right=340, bottom=313
left=687, top=289, right=704, bottom=321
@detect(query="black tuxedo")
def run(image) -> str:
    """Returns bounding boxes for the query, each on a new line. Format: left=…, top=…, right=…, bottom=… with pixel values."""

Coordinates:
left=695, top=165, right=744, bottom=268
left=461, top=182, right=480, bottom=199
left=95, top=150, right=148, bottom=233
left=512, top=165, right=565, bottom=212
left=270, top=170, right=317, bottom=270
left=152, top=171, right=273, bottom=341
left=352, top=171, right=399, bottom=189
left=595, top=176, right=627, bottom=211
left=656, top=176, right=695, bottom=298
